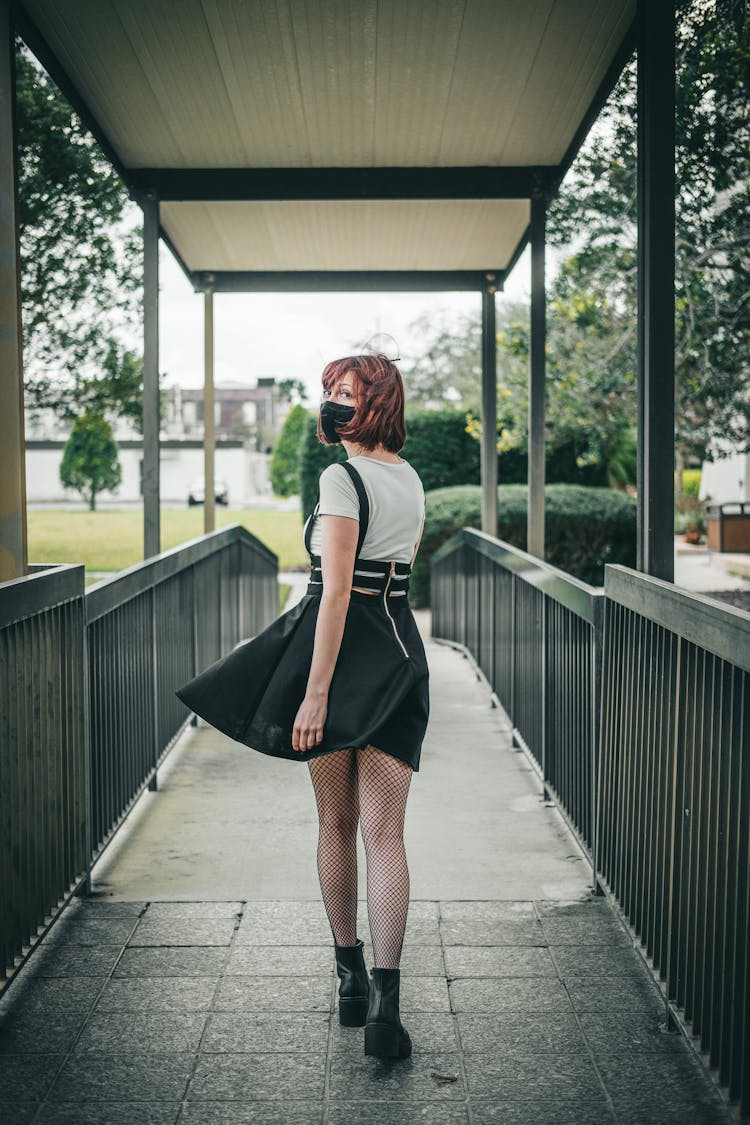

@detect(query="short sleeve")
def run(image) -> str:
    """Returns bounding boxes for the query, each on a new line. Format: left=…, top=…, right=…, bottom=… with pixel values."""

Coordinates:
left=317, top=463, right=360, bottom=521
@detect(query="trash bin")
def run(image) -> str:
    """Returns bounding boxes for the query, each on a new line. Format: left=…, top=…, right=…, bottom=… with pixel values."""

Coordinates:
left=706, top=502, right=750, bottom=552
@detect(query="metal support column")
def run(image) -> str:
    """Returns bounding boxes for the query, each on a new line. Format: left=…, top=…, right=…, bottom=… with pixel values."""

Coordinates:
left=0, top=7, right=27, bottom=582
left=481, top=284, right=498, bottom=538
left=203, top=289, right=216, bottom=534
left=142, top=192, right=160, bottom=559
left=528, top=187, right=547, bottom=560
left=636, top=0, right=675, bottom=581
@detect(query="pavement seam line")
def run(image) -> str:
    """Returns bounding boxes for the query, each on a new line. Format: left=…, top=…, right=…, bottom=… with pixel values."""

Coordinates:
left=535, top=899, right=619, bottom=1125
left=438, top=897, right=473, bottom=1124
left=27, top=900, right=149, bottom=1125
left=321, top=936, right=337, bottom=1125
left=176, top=898, right=245, bottom=1124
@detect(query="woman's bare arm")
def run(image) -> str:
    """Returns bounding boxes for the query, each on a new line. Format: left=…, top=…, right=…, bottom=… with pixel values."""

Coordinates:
left=292, top=513, right=359, bottom=751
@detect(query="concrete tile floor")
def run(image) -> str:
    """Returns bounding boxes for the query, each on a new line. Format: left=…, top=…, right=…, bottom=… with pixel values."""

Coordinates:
left=0, top=626, right=733, bottom=1124
left=0, top=897, right=731, bottom=1124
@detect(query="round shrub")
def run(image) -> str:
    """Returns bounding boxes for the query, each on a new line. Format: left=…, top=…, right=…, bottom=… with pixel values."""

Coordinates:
left=411, top=483, right=636, bottom=606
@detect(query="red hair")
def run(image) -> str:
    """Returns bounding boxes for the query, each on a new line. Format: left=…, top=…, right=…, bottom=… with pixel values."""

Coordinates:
left=317, top=354, right=406, bottom=452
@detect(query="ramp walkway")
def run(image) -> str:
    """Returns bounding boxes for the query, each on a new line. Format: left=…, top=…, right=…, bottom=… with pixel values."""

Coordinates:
left=0, top=618, right=731, bottom=1125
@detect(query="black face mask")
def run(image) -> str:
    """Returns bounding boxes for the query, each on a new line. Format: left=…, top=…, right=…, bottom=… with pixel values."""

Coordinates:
left=319, top=399, right=356, bottom=444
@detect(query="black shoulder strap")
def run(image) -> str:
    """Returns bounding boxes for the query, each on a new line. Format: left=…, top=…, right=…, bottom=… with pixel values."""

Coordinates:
left=339, top=461, right=370, bottom=557
left=303, top=460, right=371, bottom=559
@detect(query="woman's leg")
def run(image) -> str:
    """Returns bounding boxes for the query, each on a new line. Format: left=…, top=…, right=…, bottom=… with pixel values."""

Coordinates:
left=357, top=745, right=413, bottom=969
left=307, top=748, right=360, bottom=945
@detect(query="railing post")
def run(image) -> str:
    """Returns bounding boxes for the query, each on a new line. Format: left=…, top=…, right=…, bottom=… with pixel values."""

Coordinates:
left=541, top=596, right=548, bottom=797
left=664, top=633, right=683, bottom=1027
left=190, top=564, right=199, bottom=725
left=590, top=603, right=604, bottom=894
left=148, top=584, right=159, bottom=790
left=78, top=596, right=93, bottom=895
left=510, top=575, right=517, bottom=726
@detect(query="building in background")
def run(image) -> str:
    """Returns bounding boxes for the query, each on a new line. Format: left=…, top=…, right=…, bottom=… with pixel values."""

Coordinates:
left=166, top=377, right=288, bottom=451
left=25, top=378, right=292, bottom=505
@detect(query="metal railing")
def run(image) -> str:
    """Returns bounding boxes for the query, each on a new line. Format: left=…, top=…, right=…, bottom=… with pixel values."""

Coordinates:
left=0, top=563, right=88, bottom=979
left=598, top=566, right=750, bottom=1116
left=431, top=528, right=604, bottom=862
left=431, top=530, right=750, bottom=1118
left=0, top=524, right=277, bottom=986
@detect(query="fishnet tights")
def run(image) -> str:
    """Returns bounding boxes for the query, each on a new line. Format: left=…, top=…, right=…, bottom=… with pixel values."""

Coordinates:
left=308, top=745, right=413, bottom=969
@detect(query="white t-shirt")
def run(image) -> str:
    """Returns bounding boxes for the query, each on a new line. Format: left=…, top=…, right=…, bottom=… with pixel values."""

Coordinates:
left=307, top=454, right=425, bottom=563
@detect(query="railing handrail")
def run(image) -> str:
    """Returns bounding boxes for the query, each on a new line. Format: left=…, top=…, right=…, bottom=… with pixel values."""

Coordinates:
left=605, top=563, right=750, bottom=674
left=433, top=526, right=604, bottom=626
left=0, top=562, right=85, bottom=629
left=86, top=523, right=277, bottom=621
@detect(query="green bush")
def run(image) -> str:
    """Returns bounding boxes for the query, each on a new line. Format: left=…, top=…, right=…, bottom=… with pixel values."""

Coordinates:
left=298, top=404, right=617, bottom=524
left=299, top=408, right=481, bottom=519
left=298, top=412, right=347, bottom=519
left=400, top=410, right=480, bottom=491
left=412, top=483, right=637, bottom=607
left=680, top=469, right=702, bottom=499
left=270, top=404, right=312, bottom=497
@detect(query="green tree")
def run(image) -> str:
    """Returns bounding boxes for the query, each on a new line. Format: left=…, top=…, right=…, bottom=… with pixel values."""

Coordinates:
left=408, top=0, right=749, bottom=476
left=270, top=404, right=312, bottom=497
left=406, top=311, right=482, bottom=409
left=59, top=412, right=122, bottom=510
left=277, top=378, right=308, bottom=405
left=409, top=294, right=637, bottom=487
left=15, top=44, right=141, bottom=421
left=547, top=0, right=750, bottom=459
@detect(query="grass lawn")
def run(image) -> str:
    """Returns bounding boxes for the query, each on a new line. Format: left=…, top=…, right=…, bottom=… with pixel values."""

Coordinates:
left=28, top=508, right=309, bottom=573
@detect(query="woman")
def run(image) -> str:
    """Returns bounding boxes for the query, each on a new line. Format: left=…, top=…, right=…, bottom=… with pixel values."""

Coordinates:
left=175, top=353, right=429, bottom=1060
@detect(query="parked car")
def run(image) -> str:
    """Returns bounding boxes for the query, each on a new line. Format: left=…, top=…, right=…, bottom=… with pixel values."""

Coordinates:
left=188, top=477, right=229, bottom=506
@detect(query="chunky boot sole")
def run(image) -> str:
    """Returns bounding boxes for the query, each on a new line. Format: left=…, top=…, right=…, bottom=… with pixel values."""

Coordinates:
left=338, top=996, right=369, bottom=1027
left=364, top=1021, right=412, bottom=1059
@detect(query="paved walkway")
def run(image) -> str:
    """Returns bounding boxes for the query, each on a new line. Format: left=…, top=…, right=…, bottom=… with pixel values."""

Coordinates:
left=0, top=621, right=731, bottom=1124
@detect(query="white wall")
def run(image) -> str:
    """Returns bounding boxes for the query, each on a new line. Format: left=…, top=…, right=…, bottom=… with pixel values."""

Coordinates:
left=700, top=452, right=750, bottom=504
left=25, top=444, right=272, bottom=505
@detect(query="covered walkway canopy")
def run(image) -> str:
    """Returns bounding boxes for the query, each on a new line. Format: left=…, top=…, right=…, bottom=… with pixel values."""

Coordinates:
left=1, top=0, right=674, bottom=582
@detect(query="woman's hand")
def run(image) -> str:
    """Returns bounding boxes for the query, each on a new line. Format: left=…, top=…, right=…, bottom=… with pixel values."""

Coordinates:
left=292, top=691, right=328, bottom=752
left=292, top=512, right=357, bottom=753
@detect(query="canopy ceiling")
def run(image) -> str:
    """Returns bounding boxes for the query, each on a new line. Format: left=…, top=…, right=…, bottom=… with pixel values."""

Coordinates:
left=18, top=0, right=636, bottom=287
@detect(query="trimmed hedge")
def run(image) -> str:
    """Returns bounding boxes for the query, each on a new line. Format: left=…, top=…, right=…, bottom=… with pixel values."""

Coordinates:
left=298, top=408, right=480, bottom=519
left=299, top=406, right=613, bottom=521
left=400, top=410, right=480, bottom=491
left=412, top=483, right=636, bottom=607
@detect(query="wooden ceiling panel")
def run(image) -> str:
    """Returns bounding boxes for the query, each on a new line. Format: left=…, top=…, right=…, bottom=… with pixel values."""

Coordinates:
left=23, top=0, right=634, bottom=169
left=160, top=199, right=530, bottom=272
left=20, top=0, right=632, bottom=274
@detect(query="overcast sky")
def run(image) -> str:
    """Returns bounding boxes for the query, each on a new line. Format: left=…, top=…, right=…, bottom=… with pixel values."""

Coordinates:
left=159, top=243, right=532, bottom=405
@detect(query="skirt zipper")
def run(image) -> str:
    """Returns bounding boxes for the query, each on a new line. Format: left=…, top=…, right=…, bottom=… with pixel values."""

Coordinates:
left=383, top=561, right=409, bottom=659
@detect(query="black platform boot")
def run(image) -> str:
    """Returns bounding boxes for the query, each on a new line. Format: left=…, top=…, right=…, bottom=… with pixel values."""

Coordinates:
left=335, top=939, right=370, bottom=1026
left=364, top=967, right=412, bottom=1058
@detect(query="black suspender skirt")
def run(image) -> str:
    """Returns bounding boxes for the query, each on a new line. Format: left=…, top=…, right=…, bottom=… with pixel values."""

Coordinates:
left=174, top=461, right=430, bottom=771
